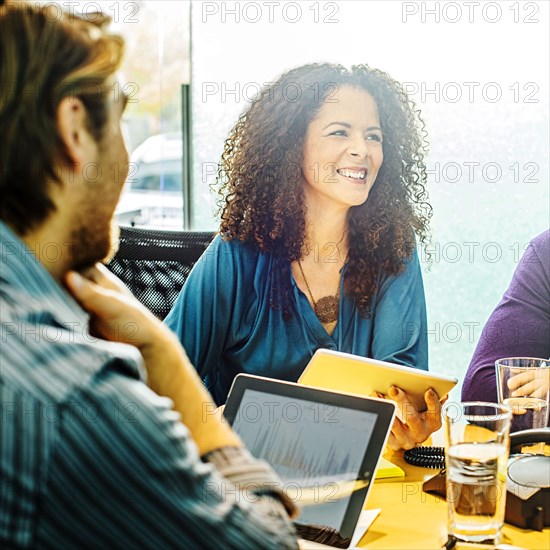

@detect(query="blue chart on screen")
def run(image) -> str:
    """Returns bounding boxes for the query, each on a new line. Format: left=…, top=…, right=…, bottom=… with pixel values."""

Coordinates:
left=232, top=389, right=377, bottom=529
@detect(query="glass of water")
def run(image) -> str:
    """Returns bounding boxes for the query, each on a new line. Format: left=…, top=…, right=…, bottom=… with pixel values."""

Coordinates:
left=496, top=357, right=550, bottom=432
left=443, top=402, right=512, bottom=546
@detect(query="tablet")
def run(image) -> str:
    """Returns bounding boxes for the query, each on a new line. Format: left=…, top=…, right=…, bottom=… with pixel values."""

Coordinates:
left=224, top=374, right=396, bottom=548
left=298, top=349, right=458, bottom=413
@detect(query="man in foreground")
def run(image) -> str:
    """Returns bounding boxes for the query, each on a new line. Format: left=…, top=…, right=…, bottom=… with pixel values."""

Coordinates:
left=0, top=3, right=298, bottom=547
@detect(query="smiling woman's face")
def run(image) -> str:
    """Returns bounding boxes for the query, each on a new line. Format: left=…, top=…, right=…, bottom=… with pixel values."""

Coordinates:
left=300, top=85, right=383, bottom=214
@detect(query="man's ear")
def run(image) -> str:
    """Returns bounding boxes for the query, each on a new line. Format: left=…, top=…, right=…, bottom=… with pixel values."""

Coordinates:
left=56, top=97, right=95, bottom=167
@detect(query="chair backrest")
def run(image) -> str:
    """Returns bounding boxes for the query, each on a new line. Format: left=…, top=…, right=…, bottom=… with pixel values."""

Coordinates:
left=106, top=226, right=215, bottom=319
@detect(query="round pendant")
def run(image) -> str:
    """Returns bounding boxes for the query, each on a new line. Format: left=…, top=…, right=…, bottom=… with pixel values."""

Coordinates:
left=315, top=296, right=339, bottom=324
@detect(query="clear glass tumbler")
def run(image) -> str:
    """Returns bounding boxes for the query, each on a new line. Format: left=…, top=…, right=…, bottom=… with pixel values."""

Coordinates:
left=443, top=401, right=512, bottom=546
left=496, top=357, right=550, bottom=432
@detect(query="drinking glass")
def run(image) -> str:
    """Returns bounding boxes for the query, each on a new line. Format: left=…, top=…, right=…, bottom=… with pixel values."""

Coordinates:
left=443, top=402, right=512, bottom=546
left=496, top=357, right=550, bottom=432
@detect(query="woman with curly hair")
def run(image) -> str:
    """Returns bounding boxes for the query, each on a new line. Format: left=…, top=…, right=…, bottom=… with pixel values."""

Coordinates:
left=166, top=62, right=440, bottom=450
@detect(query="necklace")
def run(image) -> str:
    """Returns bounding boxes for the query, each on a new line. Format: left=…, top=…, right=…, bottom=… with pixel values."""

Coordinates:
left=297, top=261, right=342, bottom=324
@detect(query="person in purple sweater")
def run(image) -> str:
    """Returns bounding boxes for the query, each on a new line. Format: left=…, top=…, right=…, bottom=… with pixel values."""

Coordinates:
left=462, top=229, right=550, bottom=416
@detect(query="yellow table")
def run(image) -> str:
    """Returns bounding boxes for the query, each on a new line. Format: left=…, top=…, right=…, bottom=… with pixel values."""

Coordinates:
left=356, top=451, right=549, bottom=549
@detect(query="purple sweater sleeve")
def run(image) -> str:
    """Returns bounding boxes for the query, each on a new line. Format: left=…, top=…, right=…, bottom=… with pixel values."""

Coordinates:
left=462, top=230, right=550, bottom=404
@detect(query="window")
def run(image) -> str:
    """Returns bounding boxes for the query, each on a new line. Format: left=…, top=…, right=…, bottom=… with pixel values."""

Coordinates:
left=191, top=0, right=549, bottom=390
left=108, top=0, right=191, bottom=229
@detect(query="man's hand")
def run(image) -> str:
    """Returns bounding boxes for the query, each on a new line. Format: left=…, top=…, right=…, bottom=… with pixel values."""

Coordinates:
left=374, top=387, right=444, bottom=451
left=65, top=264, right=164, bottom=349
left=65, top=263, right=241, bottom=455
left=507, top=368, right=550, bottom=400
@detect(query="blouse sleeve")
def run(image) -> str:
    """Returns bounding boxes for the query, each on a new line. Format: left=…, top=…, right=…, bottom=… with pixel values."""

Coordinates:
left=164, top=236, right=242, bottom=380
left=370, top=248, right=429, bottom=371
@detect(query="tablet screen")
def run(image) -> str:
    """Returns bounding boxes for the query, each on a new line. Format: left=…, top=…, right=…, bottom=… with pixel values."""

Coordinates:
left=231, top=388, right=378, bottom=531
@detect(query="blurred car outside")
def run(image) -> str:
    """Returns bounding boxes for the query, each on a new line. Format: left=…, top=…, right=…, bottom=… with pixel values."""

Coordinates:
left=115, top=132, right=184, bottom=228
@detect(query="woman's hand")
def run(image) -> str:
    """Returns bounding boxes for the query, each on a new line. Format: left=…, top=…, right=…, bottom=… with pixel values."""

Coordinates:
left=374, top=386, right=444, bottom=451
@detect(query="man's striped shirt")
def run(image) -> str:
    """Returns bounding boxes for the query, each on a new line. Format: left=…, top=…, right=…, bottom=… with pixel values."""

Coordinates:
left=0, top=222, right=298, bottom=549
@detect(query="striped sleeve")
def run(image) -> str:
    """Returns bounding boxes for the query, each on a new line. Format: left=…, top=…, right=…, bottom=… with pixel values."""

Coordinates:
left=204, top=446, right=299, bottom=518
left=35, top=365, right=298, bottom=550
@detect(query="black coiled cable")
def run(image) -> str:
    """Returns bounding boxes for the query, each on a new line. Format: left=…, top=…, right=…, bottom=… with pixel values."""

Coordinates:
left=403, top=446, right=445, bottom=469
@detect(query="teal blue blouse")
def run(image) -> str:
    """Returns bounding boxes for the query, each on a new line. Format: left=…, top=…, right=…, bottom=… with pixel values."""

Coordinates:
left=165, top=235, right=428, bottom=405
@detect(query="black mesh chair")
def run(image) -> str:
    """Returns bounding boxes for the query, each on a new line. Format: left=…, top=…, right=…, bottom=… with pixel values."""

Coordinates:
left=106, top=226, right=215, bottom=320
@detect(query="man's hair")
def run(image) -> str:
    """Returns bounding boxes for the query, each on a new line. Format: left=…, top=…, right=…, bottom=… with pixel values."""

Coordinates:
left=0, top=2, right=124, bottom=234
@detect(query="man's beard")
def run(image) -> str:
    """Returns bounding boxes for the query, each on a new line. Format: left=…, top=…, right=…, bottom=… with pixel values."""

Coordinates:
left=69, top=216, right=120, bottom=271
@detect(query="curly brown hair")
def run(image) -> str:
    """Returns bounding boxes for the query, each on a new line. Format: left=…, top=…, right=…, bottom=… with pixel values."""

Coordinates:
left=216, top=63, right=431, bottom=318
